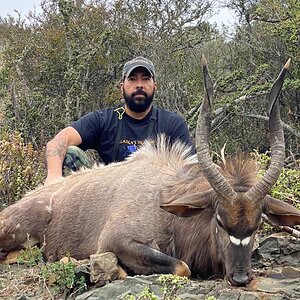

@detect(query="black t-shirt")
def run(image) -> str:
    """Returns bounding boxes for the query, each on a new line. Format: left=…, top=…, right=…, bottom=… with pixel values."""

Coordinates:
left=71, top=105, right=193, bottom=164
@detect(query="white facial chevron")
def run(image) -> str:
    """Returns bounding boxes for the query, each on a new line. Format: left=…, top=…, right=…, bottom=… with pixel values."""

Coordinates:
left=216, top=214, right=251, bottom=247
left=229, top=235, right=251, bottom=246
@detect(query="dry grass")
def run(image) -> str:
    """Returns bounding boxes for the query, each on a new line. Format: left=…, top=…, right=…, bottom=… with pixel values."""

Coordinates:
left=0, top=264, right=55, bottom=300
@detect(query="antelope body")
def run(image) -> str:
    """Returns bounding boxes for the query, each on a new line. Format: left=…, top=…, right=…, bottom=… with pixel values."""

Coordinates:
left=0, top=57, right=299, bottom=287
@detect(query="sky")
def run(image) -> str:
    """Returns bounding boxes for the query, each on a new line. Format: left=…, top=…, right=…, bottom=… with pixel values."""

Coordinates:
left=0, top=0, right=42, bottom=18
left=0, top=0, right=237, bottom=29
left=210, top=6, right=237, bottom=28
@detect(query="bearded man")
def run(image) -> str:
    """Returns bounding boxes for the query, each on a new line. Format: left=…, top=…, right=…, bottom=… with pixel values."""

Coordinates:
left=44, top=57, right=193, bottom=185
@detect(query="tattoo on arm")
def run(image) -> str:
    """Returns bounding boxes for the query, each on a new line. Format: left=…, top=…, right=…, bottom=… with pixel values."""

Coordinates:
left=45, top=138, right=68, bottom=159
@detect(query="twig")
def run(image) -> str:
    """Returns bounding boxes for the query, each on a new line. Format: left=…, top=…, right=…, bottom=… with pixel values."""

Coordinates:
left=43, top=278, right=55, bottom=300
left=262, top=215, right=300, bottom=238
left=240, top=114, right=300, bottom=138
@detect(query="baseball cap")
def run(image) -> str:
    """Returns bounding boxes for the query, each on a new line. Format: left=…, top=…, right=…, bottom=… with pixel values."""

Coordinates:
left=122, top=56, right=155, bottom=80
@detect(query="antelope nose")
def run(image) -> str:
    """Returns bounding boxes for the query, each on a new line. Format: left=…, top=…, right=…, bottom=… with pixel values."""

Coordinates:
left=232, top=274, right=249, bottom=286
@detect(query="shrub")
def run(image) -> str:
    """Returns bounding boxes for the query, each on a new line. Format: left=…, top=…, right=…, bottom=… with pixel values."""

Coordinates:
left=17, top=245, right=44, bottom=267
left=255, top=150, right=300, bottom=210
left=158, top=274, right=188, bottom=300
left=124, top=287, right=159, bottom=300
left=0, top=132, right=46, bottom=208
left=254, top=150, right=300, bottom=233
left=123, top=274, right=189, bottom=300
left=13, top=244, right=87, bottom=297
left=40, top=258, right=87, bottom=295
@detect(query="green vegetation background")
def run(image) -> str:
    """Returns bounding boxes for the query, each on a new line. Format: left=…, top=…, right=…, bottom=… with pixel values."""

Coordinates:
left=0, top=0, right=299, bottom=207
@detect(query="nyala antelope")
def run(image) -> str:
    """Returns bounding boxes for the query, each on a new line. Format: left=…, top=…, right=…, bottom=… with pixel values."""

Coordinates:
left=0, top=56, right=299, bottom=287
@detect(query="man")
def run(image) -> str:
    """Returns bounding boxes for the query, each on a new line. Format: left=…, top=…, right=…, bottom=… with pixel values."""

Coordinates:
left=44, top=56, right=193, bottom=185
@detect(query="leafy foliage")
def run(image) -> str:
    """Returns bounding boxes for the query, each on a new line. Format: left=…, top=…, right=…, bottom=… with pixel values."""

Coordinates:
left=14, top=244, right=87, bottom=297
left=40, top=258, right=87, bottom=295
left=256, top=150, right=300, bottom=210
left=17, top=246, right=44, bottom=267
left=123, top=274, right=189, bottom=300
left=0, top=0, right=299, bottom=206
left=158, top=274, right=189, bottom=300
left=0, top=132, right=45, bottom=208
left=0, top=0, right=213, bottom=146
left=124, top=287, right=159, bottom=300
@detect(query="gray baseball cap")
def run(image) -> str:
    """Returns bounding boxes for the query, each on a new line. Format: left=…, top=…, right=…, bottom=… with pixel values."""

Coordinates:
left=122, top=56, right=155, bottom=80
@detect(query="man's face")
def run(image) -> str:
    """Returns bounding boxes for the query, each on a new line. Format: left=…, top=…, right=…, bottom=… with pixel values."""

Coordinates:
left=121, top=67, right=157, bottom=113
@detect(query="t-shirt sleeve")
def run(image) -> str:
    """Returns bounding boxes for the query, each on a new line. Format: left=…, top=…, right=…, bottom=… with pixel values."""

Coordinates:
left=71, top=111, right=103, bottom=150
left=168, top=114, right=195, bottom=150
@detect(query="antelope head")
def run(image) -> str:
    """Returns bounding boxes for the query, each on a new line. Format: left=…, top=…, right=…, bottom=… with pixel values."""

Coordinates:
left=162, top=56, right=300, bottom=286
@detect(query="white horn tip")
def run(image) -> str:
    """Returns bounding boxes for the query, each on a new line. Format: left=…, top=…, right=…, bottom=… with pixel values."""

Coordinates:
left=284, top=58, right=291, bottom=69
left=201, top=54, right=208, bottom=67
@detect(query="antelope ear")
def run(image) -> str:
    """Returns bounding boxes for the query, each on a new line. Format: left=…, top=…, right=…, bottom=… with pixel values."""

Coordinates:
left=264, top=195, right=300, bottom=226
left=160, top=191, right=213, bottom=218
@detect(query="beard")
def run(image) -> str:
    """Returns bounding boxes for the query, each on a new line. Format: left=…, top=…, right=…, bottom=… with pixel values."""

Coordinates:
left=123, top=88, right=155, bottom=113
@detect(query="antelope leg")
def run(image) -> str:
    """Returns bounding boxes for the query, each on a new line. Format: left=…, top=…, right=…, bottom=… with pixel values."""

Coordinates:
left=98, top=240, right=191, bottom=277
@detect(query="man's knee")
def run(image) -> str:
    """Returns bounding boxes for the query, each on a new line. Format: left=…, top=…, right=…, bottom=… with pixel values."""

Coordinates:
left=63, top=146, right=92, bottom=175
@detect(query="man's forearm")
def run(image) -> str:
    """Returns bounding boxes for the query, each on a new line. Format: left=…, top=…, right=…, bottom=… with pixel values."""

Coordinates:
left=44, top=127, right=82, bottom=185
left=45, top=137, right=68, bottom=166
left=45, top=136, right=68, bottom=181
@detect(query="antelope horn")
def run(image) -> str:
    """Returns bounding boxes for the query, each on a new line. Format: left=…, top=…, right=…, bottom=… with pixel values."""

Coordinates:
left=245, top=59, right=291, bottom=203
left=195, top=54, right=237, bottom=203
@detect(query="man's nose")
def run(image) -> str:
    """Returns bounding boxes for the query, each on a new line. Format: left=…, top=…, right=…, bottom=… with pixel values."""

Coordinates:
left=135, top=78, right=144, bottom=89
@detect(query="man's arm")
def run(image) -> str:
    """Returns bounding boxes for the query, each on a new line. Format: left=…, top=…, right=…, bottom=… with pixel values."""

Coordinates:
left=44, top=126, right=82, bottom=185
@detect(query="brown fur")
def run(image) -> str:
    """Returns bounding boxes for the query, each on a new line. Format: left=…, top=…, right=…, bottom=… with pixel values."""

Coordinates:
left=0, top=136, right=298, bottom=285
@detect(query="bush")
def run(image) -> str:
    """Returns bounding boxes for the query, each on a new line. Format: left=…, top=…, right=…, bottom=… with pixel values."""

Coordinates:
left=0, top=132, right=46, bottom=208
left=255, top=150, right=300, bottom=210
left=17, top=245, right=44, bottom=267
left=255, top=150, right=300, bottom=233
left=158, top=274, right=189, bottom=300
left=123, top=274, right=189, bottom=300
left=40, top=258, right=87, bottom=296
left=16, top=246, right=87, bottom=297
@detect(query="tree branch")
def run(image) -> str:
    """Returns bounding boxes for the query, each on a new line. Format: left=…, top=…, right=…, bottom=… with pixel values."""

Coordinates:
left=251, top=16, right=289, bottom=23
left=188, top=91, right=299, bottom=140
left=239, top=113, right=300, bottom=138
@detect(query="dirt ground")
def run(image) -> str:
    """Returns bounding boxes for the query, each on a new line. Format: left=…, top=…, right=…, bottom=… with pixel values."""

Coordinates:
left=0, top=263, right=51, bottom=299
left=1, top=232, right=299, bottom=300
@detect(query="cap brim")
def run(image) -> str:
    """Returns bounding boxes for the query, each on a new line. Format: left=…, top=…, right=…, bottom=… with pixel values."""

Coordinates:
left=125, top=65, right=154, bottom=78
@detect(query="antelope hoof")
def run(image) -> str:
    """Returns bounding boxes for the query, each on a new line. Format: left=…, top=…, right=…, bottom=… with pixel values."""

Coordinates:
left=174, top=261, right=191, bottom=277
left=118, top=265, right=127, bottom=279
left=0, top=250, right=22, bottom=265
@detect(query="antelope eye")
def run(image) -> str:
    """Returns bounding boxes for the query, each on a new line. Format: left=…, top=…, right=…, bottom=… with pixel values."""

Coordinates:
left=216, top=217, right=226, bottom=230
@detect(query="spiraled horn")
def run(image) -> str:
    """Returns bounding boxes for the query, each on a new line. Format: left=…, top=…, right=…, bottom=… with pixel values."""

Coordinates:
left=195, top=54, right=237, bottom=203
left=245, top=59, right=291, bottom=203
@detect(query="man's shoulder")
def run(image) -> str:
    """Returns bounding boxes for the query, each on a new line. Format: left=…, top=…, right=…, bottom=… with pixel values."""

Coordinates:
left=84, top=107, right=116, bottom=119
left=155, top=106, right=185, bottom=121
left=92, top=106, right=115, bottom=114
left=72, top=107, right=118, bottom=129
